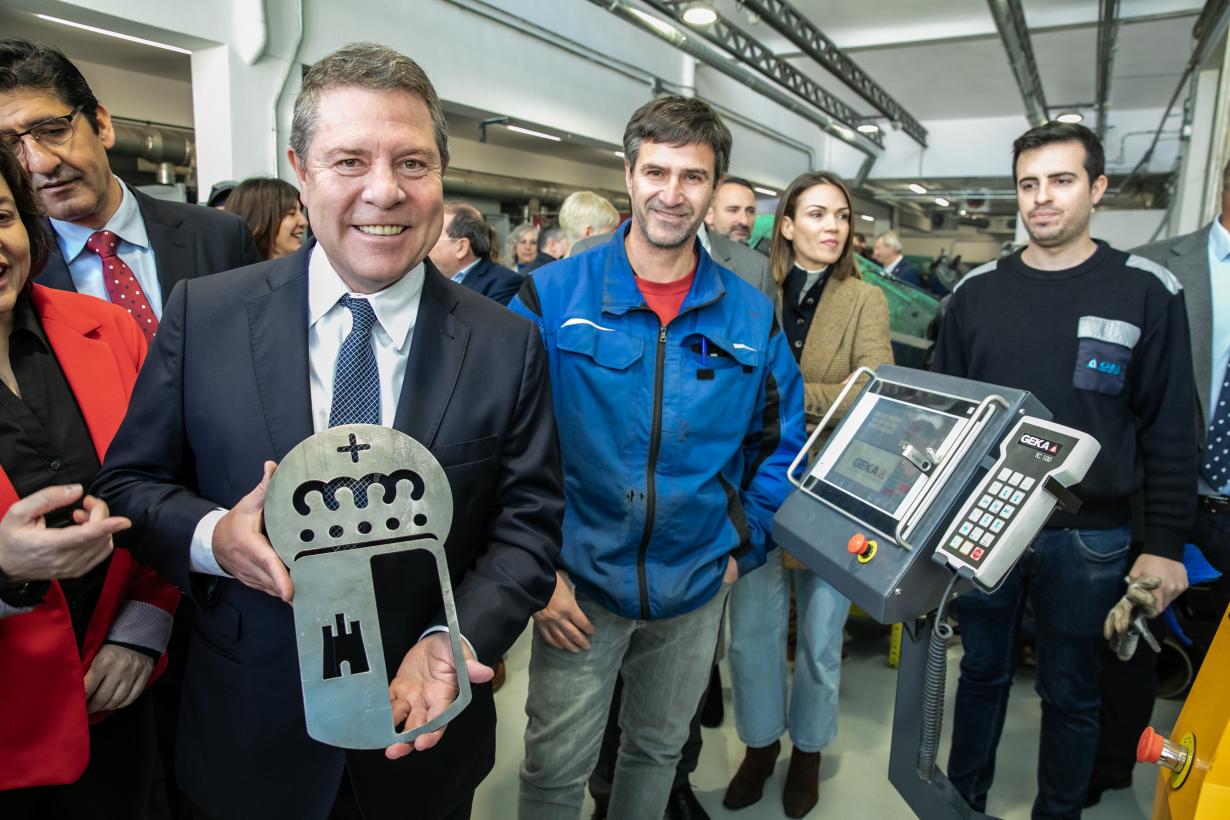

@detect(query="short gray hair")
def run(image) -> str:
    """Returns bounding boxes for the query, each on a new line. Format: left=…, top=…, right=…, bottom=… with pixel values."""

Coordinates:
left=559, top=191, right=619, bottom=244
left=290, top=42, right=449, bottom=168
left=875, top=229, right=903, bottom=253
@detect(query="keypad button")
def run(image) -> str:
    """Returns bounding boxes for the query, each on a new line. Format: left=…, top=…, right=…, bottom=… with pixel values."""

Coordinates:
left=959, top=522, right=973, bottom=536
left=971, top=527, right=985, bottom=541
left=978, top=495, right=992, bottom=509
left=989, top=500, right=1004, bottom=513
left=960, top=540, right=975, bottom=555
left=989, top=481, right=1004, bottom=495
left=998, top=486, right=1013, bottom=500
left=971, top=547, right=985, bottom=560
left=990, top=519, right=1005, bottom=533
left=1010, top=491, right=1025, bottom=504
left=1020, top=477, right=1036, bottom=491
left=949, top=536, right=964, bottom=550
left=969, top=510, right=983, bottom=523
left=1001, top=505, right=1015, bottom=519
left=998, top=468, right=1012, bottom=481
left=979, top=513, right=994, bottom=527
left=980, top=532, right=995, bottom=547
left=1008, top=471, right=1023, bottom=486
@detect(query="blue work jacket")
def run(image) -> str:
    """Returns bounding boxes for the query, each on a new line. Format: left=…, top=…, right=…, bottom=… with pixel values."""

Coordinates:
left=511, top=226, right=805, bottom=620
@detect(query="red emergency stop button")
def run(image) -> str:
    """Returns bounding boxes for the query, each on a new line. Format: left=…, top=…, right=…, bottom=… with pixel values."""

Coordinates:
left=847, top=533, right=869, bottom=555
left=1137, top=727, right=1164, bottom=764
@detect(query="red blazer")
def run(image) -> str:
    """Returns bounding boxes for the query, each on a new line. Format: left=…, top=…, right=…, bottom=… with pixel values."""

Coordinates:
left=0, top=285, right=179, bottom=790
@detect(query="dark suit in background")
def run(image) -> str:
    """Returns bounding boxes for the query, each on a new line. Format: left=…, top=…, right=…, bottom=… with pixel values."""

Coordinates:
left=522, top=250, right=559, bottom=274
left=92, top=243, right=564, bottom=820
left=37, top=188, right=261, bottom=301
left=457, top=257, right=523, bottom=306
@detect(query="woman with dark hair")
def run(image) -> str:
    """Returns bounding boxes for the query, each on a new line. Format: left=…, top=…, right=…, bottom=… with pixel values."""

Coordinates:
left=724, top=171, right=892, bottom=818
left=0, top=138, right=178, bottom=817
left=225, top=177, right=307, bottom=260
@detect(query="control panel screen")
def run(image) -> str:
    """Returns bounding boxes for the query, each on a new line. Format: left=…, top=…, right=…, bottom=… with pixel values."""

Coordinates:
left=825, top=399, right=960, bottom=516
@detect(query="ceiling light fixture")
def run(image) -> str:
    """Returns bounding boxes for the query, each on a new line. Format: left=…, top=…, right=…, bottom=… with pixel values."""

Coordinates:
left=507, top=124, right=562, bottom=142
left=614, top=150, right=625, bottom=158
left=934, top=197, right=950, bottom=207
left=857, top=122, right=880, bottom=134
left=36, top=13, right=191, bottom=54
left=908, top=183, right=927, bottom=195
left=959, top=208, right=968, bottom=216
left=1056, top=111, right=1084, bottom=124
left=860, top=214, right=876, bottom=222
left=753, top=186, right=777, bottom=196
left=681, top=2, right=719, bottom=26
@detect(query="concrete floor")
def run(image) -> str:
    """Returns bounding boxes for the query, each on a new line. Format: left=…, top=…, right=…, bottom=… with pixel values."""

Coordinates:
left=474, top=618, right=1180, bottom=820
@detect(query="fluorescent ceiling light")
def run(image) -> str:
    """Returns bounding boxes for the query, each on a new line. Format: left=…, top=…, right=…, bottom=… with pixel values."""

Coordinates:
left=908, top=183, right=927, bottom=195
left=934, top=197, right=950, bottom=207
left=682, top=3, right=719, bottom=26
left=959, top=208, right=968, bottom=216
left=628, top=8, right=680, bottom=37
left=857, top=123, right=880, bottom=134
left=1056, top=111, right=1083, bottom=124
left=507, top=125, right=561, bottom=142
left=860, top=214, right=876, bottom=222
left=753, top=186, right=777, bottom=196
left=36, top=14, right=191, bottom=54
left=614, top=150, right=625, bottom=158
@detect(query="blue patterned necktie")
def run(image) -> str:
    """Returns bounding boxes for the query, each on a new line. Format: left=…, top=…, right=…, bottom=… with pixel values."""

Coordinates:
left=1202, top=360, right=1230, bottom=493
left=328, top=295, right=381, bottom=427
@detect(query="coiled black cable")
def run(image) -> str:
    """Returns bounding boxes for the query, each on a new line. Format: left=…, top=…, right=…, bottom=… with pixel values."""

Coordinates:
left=917, top=571, right=961, bottom=780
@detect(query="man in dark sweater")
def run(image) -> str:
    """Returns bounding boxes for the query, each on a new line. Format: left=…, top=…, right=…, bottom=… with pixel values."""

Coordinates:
left=933, top=121, right=1195, bottom=820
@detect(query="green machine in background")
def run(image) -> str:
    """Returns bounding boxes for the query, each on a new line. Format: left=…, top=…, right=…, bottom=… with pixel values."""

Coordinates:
left=748, top=214, right=941, bottom=368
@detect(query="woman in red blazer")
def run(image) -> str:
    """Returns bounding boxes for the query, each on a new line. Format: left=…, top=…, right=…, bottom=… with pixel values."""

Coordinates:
left=0, top=135, right=178, bottom=816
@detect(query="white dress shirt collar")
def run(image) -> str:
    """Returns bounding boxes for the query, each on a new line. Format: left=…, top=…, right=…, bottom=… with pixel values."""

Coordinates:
left=307, top=244, right=423, bottom=352
left=50, top=176, right=150, bottom=263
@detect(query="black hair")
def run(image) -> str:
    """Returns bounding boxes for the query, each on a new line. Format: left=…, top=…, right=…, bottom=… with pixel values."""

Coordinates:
left=1012, top=121, right=1105, bottom=183
left=0, top=38, right=101, bottom=132
left=0, top=138, right=52, bottom=279
left=623, top=96, right=732, bottom=180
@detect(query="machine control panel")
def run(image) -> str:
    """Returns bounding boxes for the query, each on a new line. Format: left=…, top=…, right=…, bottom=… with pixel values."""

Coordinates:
left=934, top=417, right=1099, bottom=591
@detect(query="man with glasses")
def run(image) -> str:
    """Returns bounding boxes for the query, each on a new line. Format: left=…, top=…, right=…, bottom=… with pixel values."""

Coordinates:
left=0, top=39, right=260, bottom=337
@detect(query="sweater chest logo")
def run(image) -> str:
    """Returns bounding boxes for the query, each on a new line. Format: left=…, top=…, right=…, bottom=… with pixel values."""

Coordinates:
left=1085, top=357, right=1122, bottom=376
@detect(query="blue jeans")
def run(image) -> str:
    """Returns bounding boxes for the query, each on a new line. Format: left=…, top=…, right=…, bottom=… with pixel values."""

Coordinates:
left=518, top=584, right=729, bottom=820
left=728, top=553, right=850, bottom=752
left=947, top=526, right=1131, bottom=820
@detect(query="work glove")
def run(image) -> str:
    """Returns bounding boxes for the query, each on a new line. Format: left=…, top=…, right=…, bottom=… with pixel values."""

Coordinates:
left=1103, top=575, right=1162, bottom=661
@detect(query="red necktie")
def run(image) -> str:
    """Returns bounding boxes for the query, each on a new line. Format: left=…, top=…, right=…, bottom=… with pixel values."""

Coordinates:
left=85, top=230, right=158, bottom=342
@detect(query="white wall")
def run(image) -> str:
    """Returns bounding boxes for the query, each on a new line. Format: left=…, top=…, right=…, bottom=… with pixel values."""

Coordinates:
left=1012, top=209, right=1166, bottom=250
left=74, top=58, right=193, bottom=127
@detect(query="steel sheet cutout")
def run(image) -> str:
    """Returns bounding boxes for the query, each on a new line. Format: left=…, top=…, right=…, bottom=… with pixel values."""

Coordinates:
left=264, top=424, right=471, bottom=749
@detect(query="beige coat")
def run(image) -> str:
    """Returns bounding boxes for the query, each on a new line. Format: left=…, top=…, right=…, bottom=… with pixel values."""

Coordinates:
left=783, top=272, right=893, bottom=569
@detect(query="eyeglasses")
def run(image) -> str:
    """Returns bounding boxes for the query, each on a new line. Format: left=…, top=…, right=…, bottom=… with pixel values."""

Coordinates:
left=2, top=105, right=83, bottom=159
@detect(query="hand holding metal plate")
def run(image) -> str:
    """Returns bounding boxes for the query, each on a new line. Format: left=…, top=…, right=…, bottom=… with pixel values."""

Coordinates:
left=263, top=424, right=471, bottom=749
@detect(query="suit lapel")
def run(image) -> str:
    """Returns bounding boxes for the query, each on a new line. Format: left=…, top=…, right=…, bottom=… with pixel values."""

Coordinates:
left=394, top=262, right=468, bottom=447
left=1172, top=227, right=1214, bottom=412
left=802, top=274, right=857, bottom=377
left=247, top=247, right=313, bottom=461
left=135, top=190, right=197, bottom=300
left=34, top=221, right=76, bottom=292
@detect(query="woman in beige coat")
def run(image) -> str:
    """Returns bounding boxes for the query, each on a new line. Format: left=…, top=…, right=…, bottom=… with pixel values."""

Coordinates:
left=725, top=171, right=893, bottom=818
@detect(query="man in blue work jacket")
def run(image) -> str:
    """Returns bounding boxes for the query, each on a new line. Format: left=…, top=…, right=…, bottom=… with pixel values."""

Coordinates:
left=511, top=96, right=806, bottom=820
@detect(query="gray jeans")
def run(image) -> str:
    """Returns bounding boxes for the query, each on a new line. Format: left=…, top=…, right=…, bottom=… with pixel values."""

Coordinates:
left=518, top=585, right=730, bottom=820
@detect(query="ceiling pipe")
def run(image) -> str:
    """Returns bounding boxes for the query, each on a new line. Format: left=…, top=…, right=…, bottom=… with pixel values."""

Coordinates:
left=111, top=122, right=194, bottom=167
left=1095, top=0, right=1120, bottom=139
left=985, top=0, right=1049, bottom=127
left=588, top=0, right=880, bottom=160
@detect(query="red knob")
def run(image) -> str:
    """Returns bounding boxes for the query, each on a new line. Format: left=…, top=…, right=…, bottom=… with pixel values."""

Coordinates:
left=847, top=533, right=869, bottom=555
left=1137, top=727, right=1164, bottom=764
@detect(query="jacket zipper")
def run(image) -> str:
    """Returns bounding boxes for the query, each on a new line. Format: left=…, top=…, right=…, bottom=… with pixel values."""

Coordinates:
left=635, top=323, right=668, bottom=619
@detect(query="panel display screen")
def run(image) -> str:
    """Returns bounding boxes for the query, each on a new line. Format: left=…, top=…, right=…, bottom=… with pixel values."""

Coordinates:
left=824, top=398, right=960, bottom=516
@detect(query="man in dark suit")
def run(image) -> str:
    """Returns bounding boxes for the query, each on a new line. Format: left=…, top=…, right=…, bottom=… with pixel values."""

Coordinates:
left=523, top=220, right=567, bottom=273
left=0, top=39, right=260, bottom=328
left=92, top=43, right=563, bottom=820
left=874, top=229, right=944, bottom=296
left=428, top=202, right=522, bottom=305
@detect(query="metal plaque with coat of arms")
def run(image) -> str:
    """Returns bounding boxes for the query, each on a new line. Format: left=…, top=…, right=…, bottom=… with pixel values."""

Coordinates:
left=264, top=424, right=471, bottom=749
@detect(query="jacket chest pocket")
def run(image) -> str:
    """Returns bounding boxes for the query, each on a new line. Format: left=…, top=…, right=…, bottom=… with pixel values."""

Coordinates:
left=1072, top=316, right=1140, bottom=397
left=556, top=321, right=645, bottom=392
left=686, top=333, right=763, bottom=379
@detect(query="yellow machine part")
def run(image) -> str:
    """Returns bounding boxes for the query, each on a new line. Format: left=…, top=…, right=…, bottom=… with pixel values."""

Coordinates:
left=1153, top=604, right=1230, bottom=820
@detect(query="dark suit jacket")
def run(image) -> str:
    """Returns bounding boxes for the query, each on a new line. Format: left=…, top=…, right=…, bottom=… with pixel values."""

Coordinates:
left=1135, top=224, right=1214, bottom=419
left=36, top=188, right=262, bottom=304
left=522, top=250, right=559, bottom=274
left=92, top=242, right=564, bottom=820
left=458, top=256, right=523, bottom=306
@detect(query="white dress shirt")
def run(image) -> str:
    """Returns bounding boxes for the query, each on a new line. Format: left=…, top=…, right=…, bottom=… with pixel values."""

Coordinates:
left=49, top=178, right=165, bottom=316
left=189, top=245, right=424, bottom=575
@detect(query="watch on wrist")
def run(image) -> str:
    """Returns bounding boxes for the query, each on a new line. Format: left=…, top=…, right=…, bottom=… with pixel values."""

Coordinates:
left=0, top=565, right=50, bottom=608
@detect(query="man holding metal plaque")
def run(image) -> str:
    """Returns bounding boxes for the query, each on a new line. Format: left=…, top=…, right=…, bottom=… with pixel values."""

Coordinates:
left=93, top=43, right=563, bottom=820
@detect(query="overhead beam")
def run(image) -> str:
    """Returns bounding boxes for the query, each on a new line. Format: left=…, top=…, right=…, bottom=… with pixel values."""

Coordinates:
left=985, top=0, right=1049, bottom=127
left=636, top=0, right=884, bottom=147
left=718, top=0, right=927, bottom=145
left=1095, top=0, right=1120, bottom=139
